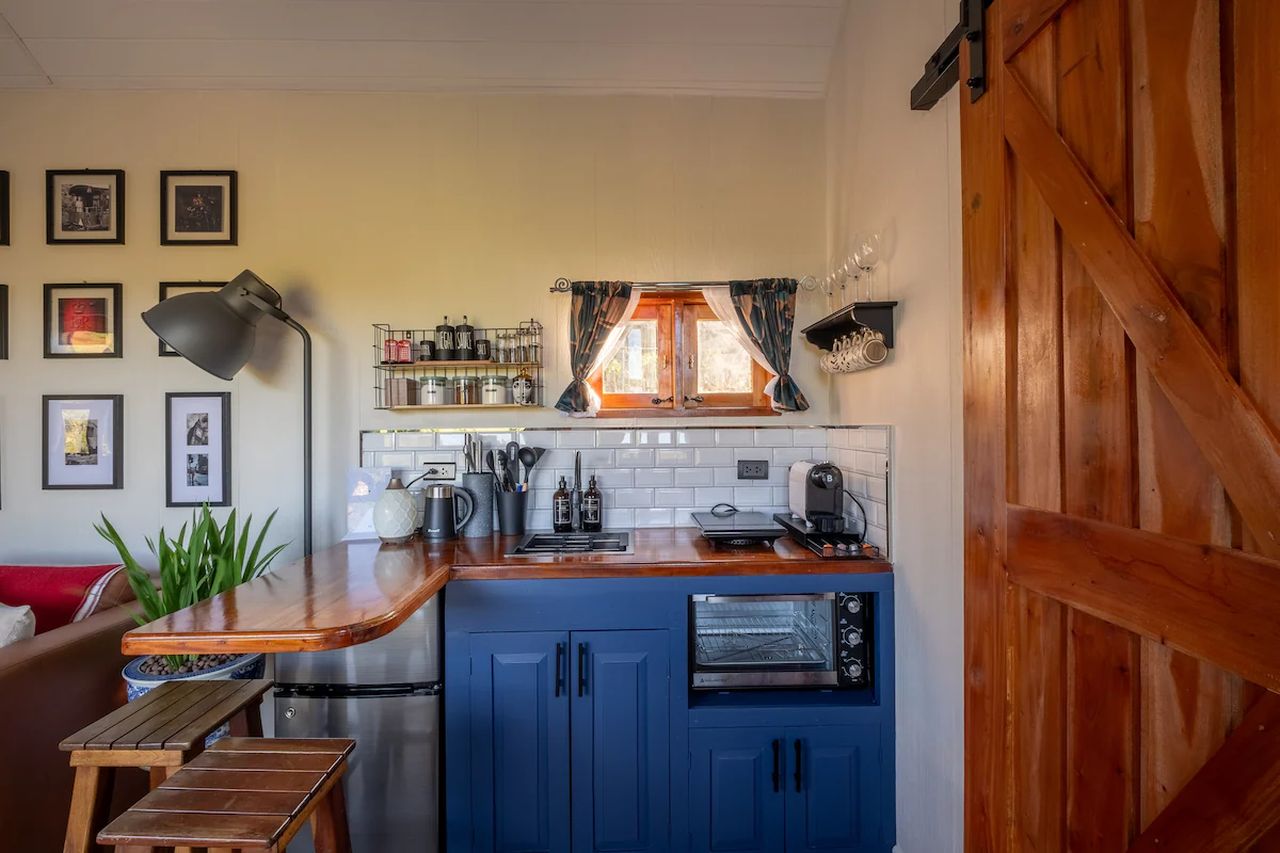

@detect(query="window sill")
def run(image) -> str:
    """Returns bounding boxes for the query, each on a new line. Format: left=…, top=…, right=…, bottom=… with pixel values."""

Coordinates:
left=590, top=407, right=781, bottom=419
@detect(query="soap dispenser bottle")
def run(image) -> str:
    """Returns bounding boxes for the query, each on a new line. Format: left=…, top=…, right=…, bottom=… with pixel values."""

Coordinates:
left=582, top=476, right=602, bottom=533
left=553, top=477, right=573, bottom=533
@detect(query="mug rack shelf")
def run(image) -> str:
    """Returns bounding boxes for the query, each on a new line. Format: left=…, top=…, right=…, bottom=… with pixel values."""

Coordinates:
left=373, top=322, right=544, bottom=410
left=801, top=301, right=899, bottom=351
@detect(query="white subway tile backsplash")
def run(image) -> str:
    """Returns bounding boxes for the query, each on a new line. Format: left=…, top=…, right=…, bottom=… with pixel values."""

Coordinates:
left=676, top=430, right=715, bottom=447
left=362, top=432, right=396, bottom=451
left=865, top=476, right=888, bottom=502
left=694, top=487, right=735, bottom=505
left=395, top=432, right=437, bottom=450
left=674, top=468, right=715, bottom=487
left=655, top=448, right=694, bottom=467
left=593, top=469, right=634, bottom=489
left=605, top=508, right=635, bottom=528
left=772, top=487, right=790, bottom=504
left=633, top=468, right=674, bottom=488
left=714, top=429, right=755, bottom=447
left=637, top=429, right=675, bottom=446
left=772, top=447, right=817, bottom=467
left=829, top=429, right=850, bottom=450
left=375, top=451, right=415, bottom=468
left=436, top=432, right=468, bottom=448
left=733, top=487, right=774, bottom=507
left=714, top=467, right=744, bottom=486
left=694, top=448, right=734, bottom=467
left=791, top=427, right=827, bottom=448
left=654, top=488, right=695, bottom=507
left=846, top=429, right=866, bottom=449
left=863, top=427, right=890, bottom=450
left=753, top=429, right=793, bottom=447
left=634, top=508, right=674, bottom=527
left=556, top=430, right=598, bottom=448
left=614, top=488, right=655, bottom=508
left=518, top=431, right=556, bottom=449
left=595, top=430, right=636, bottom=448
left=617, top=448, right=656, bottom=467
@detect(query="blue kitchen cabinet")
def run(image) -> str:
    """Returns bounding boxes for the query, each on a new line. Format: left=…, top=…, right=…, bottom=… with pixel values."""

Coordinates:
left=467, top=631, right=571, bottom=853
left=690, top=725, right=885, bottom=853
left=461, top=628, right=670, bottom=853
left=689, top=728, right=786, bottom=852
left=571, top=630, right=670, bottom=853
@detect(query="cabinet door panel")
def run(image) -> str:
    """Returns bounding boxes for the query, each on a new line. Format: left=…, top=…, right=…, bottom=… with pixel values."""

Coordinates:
left=689, top=728, right=786, bottom=853
left=786, top=725, right=883, bottom=852
left=470, top=632, right=570, bottom=853
left=571, top=630, right=670, bottom=853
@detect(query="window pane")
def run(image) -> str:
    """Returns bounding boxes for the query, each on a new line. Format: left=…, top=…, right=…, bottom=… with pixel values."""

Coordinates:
left=698, top=320, right=754, bottom=394
left=603, top=320, right=659, bottom=394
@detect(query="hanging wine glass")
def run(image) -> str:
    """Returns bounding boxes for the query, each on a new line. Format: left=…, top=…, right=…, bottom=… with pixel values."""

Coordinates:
left=852, top=232, right=883, bottom=302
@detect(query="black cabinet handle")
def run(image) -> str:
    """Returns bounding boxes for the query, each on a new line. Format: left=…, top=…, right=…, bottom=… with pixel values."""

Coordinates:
left=577, top=642, right=587, bottom=696
left=554, top=642, right=565, bottom=697
left=771, top=739, right=781, bottom=793
left=684, top=395, right=705, bottom=404
left=650, top=396, right=674, bottom=405
left=793, top=740, right=803, bottom=792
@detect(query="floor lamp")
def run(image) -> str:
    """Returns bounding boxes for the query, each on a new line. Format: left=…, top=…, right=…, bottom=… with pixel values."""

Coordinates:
left=143, top=270, right=313, bottom=556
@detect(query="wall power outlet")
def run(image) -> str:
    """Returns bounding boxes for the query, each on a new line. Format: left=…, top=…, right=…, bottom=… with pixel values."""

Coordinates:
left=420, top=462, right=457, bottom=480
left=737, top=460, right=769, bottom=480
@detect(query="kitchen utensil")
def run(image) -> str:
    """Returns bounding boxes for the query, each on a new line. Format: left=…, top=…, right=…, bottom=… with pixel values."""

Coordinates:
left=518, top=446, right=540, bottom=487
left=496, top=490, right=528, bottom=536
left=487, top=449, right=504, bottom=490
left=496, top=450, right=515, bottom=492
left=460, top=472, right=495, bottom=538
left=505, top=441, right=521, bottom=485
left=572, top=450, right=583, bottom=530
left=421, top=483, right=474, bottom=541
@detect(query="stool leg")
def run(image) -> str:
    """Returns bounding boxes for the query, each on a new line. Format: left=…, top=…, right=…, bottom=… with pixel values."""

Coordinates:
left=310, top=781, right=352, bottom=853
left=63, top=764, right=114, bottom=853
left=229, top=696, right=264, bottom=738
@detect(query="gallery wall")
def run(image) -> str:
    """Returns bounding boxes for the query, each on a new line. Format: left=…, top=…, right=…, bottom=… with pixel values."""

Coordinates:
left=825, top=0, right=964, bottom=850
left=0, top=90, right=827, bottom=562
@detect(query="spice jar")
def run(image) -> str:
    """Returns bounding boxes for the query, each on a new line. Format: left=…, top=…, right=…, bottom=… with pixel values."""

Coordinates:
left=455, top=315, right=476, bottom=361
left=435, top=316, right=457, bottom=361
left=454, top=375, right=480, bottom=405
left=481, top=375, right=509, bottom=405
left=419, top=376, right=452, bottom=406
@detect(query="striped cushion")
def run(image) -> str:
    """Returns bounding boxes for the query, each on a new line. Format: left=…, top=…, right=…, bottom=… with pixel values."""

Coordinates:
left=0, top=564, right=132, bottom=634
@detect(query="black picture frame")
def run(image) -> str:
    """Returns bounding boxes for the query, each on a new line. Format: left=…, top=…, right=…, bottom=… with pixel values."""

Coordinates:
left=0, top=170, right=10, bottom=246
left=42, top=394, right=124, bottom=490
left=165, top=392, right=231, bottom=507
left=157, top=281, right=225, bottom=356
left=0, top=284, right=8, bottom=360
left=46, top=169, right=126, bottom=245
left=160, top=170, right=237, bottom=246
left=43, top=283, right=123, bottom=359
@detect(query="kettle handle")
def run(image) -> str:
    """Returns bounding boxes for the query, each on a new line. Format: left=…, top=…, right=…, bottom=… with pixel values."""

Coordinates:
left=454, top=489, right=475, bottom=529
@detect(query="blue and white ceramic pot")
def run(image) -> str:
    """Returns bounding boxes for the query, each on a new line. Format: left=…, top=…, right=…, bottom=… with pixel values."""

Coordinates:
left=122, top=653, right=266, bottom=744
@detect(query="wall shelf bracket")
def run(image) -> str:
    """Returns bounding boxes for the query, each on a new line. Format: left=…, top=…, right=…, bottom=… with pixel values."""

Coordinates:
left=801, top=301, right=899, bottom=351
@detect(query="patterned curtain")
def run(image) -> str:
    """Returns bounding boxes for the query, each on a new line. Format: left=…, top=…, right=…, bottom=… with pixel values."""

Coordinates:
left=555, top=281, right=637, bottom=415
left=727, top=278, right=809, bottom=412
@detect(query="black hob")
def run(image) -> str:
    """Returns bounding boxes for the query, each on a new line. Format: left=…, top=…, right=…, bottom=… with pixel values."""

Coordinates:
left=507, top=531, right=632, bottom=556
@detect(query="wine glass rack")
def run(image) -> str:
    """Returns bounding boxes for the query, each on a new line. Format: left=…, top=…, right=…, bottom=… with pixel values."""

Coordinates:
left=372, top=321, right=545, bottom=411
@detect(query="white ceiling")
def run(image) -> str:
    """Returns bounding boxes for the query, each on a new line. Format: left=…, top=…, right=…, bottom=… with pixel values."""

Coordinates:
left=0, top=0, right=846, bottom=97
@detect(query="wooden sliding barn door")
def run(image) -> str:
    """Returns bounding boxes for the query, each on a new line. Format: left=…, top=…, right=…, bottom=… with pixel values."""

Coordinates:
left=962, top=1, right=1280, bottom=850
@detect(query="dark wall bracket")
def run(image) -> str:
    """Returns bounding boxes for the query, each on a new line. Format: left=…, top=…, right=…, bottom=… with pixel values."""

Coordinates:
left=910, top=0, right=994, bottom=111
left=801, top=301, right=899, bottom=351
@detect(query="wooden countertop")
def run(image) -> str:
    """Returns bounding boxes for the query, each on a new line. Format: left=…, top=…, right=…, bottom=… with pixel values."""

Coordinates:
left=121, top=529, right=891, bottom=657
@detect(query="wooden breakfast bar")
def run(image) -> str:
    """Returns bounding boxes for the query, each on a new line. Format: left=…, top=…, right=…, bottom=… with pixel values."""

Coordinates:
left=121, top=529, right=893, bottom=656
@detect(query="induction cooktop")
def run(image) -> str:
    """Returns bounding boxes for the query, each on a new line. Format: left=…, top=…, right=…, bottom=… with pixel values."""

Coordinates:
left=691, top=511, right=787, bottom=547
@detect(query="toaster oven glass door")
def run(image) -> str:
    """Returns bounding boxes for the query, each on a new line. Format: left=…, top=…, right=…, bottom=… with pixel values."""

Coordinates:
left=691, top=593, right=837, bottom=689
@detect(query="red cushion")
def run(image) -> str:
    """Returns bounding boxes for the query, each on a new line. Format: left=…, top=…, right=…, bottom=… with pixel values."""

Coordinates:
left=0, top=564, right=126, bottom=634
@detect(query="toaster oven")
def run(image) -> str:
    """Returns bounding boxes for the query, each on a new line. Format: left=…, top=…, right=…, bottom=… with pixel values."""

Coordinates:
left=689, top=592, right=873, bottom=690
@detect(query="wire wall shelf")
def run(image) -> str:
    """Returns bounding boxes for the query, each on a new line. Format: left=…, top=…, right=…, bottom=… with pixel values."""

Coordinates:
left=373, top=321, right=545, bottom=411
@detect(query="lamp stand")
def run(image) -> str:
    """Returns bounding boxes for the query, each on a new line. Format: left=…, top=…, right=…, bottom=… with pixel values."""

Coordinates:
left=284, top=318, right=313, bottom=556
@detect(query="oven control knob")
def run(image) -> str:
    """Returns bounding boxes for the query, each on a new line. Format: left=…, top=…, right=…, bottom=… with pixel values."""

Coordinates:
left=844, top=597, right=862, bottom=614
left=842, top=627, right=863, bottom=646
left=843, top=661, right=864, bottom=680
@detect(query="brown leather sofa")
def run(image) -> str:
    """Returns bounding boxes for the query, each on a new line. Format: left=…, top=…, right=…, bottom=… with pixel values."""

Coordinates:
left=0, top=604, right=149, bottom=852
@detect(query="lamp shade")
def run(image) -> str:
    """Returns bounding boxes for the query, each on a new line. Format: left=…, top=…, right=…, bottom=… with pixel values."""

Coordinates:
left=142, top=270, right=285, bottom=380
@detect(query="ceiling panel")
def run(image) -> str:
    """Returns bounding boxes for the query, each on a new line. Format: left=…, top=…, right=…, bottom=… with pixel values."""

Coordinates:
left=0, top=0, right=844, bottom=96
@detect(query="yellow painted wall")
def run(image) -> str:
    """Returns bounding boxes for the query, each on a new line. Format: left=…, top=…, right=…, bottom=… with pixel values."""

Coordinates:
left=0, top=90, right=828, bottom=561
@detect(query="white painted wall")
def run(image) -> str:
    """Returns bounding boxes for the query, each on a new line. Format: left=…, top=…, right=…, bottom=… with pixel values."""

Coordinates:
left=0, top=91, right=829, bottom=563
left=825, top=1, right=964, bottom=850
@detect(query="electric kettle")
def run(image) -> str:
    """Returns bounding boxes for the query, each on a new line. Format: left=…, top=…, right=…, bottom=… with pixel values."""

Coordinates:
left=422, top=483, right=475, bottom=541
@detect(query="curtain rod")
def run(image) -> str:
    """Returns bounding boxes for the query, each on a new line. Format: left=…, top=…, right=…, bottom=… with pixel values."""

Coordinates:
left=548, top=277, right=816, bottom=293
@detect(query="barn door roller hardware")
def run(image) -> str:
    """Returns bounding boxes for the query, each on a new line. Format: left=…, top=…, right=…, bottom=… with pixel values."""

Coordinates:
left=910, top=0, right=994, bottom=111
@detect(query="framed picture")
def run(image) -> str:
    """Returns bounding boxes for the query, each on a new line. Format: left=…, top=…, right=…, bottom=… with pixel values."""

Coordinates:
left=44, top=283, right=123, bottom=358
left=157, top=281, right=224, bottom=356
left=0, top=284, right=8, bottom=360
left=166, top=392, right=231, bottom=507
left=43, top=395, right=123, bottom=490
left=0, top=170, right=9, bottom=246
left=46, top=169, right=125, bottom=244
left=161, top=171, right=237, bottom=245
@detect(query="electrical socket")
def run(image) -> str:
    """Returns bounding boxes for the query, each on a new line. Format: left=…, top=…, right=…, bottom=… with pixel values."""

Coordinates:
left=737, top=460, right=769, bottom=480
left=420, top=462, right=457, bottom=480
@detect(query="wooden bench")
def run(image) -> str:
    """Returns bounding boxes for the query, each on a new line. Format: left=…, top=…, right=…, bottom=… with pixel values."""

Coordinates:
left=96, top=738, right=355, bottom=852
left=60, top=679, right=273, bottom=853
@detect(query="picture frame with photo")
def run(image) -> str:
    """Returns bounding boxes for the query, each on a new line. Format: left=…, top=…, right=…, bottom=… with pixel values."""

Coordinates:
left=46, top=169, right=125, bottom=244
left=1, top=170, right=9, bottom=246
left=43, top=395, right=124, bottom=490
left=161, top=171, right=237, bottom=245
left=166, top=392, right=231, bottom=507
left=157, top=281, right=225, bottom=356
left=44, top=283, right=123, bottom=358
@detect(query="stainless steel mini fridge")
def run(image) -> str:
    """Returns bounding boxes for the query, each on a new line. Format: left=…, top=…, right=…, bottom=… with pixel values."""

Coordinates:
left=275, top=598, right=440, bottom=853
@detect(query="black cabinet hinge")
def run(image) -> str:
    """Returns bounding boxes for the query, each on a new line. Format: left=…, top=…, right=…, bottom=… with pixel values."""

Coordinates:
left=910, top=0, right=995, bottom=111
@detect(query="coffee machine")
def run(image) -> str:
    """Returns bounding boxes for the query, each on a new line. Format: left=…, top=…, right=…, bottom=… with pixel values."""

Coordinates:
left=787, top=461, right=846, bottom=534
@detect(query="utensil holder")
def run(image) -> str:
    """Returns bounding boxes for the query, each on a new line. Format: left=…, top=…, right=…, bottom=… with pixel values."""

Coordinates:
left=460, top=473, right=495, bottom=538
left=497, top=491, right=528, bottom=536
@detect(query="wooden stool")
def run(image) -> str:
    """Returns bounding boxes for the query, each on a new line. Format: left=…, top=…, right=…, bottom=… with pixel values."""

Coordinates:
left=96, top=738, right=355, bottom=853
left=61, top=679, right=273, bottom=853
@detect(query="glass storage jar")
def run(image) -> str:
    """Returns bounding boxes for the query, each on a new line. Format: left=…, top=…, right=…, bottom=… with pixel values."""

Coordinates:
left=454, top=375, right=481, bottom=405
left=481, top=375, right=509, bottom=405
left=419, top=376, right=452, bottom=406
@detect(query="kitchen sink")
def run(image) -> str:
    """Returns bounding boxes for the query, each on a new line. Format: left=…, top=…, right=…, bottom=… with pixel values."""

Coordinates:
left=506, top=531, right=633, bottom=556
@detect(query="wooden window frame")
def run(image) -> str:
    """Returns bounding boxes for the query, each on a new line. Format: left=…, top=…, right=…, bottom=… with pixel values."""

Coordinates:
left=588, top=292, right=775, bottom=418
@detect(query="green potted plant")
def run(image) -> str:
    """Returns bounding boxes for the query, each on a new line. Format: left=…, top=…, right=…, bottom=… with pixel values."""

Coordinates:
left=96, top=505, right=287, bottom=700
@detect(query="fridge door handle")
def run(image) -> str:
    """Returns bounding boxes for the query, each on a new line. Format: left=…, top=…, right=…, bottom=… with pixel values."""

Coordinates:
left=577, top=642, right=587, bottom=697
left=794, top=739, right=803, bottom=793
left=771, top=738, right=781, bottom=792
left=555, top=642, right=565, bottom=697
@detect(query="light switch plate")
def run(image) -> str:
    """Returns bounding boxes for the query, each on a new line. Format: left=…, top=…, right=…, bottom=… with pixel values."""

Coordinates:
left=420, top=462, right=457, bottom=480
